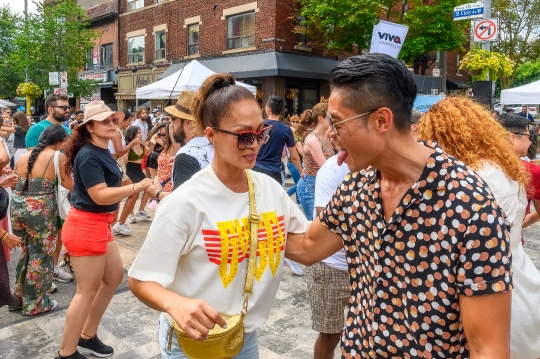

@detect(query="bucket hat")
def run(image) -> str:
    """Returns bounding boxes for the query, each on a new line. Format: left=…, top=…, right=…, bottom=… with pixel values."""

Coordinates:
left=164, top=91, right=195, bottom=120
left=75, top=101, right=124, bottom=129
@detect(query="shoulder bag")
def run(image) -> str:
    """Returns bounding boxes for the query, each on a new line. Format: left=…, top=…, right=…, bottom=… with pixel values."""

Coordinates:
left=167, top=170, right=260, bottom=359
left=53, top=151, right=71, bottom=221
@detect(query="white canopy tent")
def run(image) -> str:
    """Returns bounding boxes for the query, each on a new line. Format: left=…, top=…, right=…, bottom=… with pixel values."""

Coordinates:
left=500, top=79, right=540, bottom=104
left=136, top=60, right=256, bottom=99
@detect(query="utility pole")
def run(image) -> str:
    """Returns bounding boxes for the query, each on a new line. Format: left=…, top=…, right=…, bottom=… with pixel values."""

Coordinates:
left=24, top=0, right=29, bottom=82
left=482, top=0, right=491, bottom=79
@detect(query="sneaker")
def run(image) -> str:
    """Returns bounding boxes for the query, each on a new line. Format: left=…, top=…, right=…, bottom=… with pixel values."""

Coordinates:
left=135, top=210, right=151, bottom=222
left=78, top=335, right=113, bottom=358
left=54, top=266, right=73, bottom=283
left=284, top=259, right=304, bottom=276
left=51, top=283, right=58, bottom=293
left=54, top=350, right=88, bottom=359
left=127, top=214, right=137, bottom=224
left=112, top=222, right=132, bottom=236
left=50, top=300, right=58, bottom=311
left=146, top=200, right=158, bottom=210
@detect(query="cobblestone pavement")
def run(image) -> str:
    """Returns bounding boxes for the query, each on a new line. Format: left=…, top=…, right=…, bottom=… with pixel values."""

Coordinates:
left=1, top=195, right=539, bottom=359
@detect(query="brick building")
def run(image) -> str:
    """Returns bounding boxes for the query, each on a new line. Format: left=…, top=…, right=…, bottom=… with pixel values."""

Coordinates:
left=115, top=0, right=337, bottom=113
left=77, top=0, right=120, bottom=109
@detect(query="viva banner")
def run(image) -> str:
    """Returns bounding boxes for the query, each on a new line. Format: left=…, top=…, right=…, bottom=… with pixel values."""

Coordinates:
left=413, top=95, right=446, bottom=113
left=369, top=20, right=409, bottom=58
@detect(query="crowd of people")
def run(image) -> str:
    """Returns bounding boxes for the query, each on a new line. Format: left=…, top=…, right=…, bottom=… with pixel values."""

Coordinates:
left=0, top=52, right=539, bottom=359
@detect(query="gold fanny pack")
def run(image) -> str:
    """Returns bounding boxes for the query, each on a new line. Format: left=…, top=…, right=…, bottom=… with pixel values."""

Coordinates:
left=167, top=170, right=260, bottom=359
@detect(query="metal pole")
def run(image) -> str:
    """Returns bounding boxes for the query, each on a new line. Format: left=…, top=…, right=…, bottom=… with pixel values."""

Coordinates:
left=24, top=0, right=29, bottom=82
left=483, top=0, right=491, bottom=81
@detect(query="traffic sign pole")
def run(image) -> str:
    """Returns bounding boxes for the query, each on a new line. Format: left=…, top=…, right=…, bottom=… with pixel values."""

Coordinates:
left=482, top=0, right=491, bottom=52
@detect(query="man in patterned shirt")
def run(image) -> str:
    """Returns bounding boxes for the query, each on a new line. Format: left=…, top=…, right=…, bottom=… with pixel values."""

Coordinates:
left=286, top=53, right=513, bottom=358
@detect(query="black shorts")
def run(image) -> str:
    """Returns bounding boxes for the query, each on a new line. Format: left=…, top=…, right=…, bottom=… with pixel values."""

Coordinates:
left=146, top=151, right=160, bottom=169
left=126, top=162, right=146, bottom=183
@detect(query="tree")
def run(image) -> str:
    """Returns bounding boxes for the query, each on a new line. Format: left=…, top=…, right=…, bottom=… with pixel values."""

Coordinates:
left=492, top=0, right=540, bottom=87
left=0, top=6, right=25, bottom=98
left=12, top=0, right=99, bottom=98
left=512, top=60, right=540, bottom=88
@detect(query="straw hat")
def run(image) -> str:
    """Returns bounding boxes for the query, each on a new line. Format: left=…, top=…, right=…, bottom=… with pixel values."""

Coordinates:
left=75, top=101, right=124, bottom=130
left=165, top=91, right=195, bottom=120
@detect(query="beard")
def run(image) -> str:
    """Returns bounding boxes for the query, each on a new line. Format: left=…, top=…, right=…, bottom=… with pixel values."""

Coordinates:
left=173, top=122, right=187, bottom=146
left=52, top=110, right=66, bottom=123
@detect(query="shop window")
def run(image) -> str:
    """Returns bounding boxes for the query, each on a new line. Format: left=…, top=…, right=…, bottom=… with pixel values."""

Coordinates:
left=128, top=35, right=145, bottom=64
left=155, top=31, right=166, bottom=60
left=188, top=23, right=200, bottom=55
left=227, top=12, right=255, bottom=50
left=100, top=43, right=113, bottom=68
left=127, top=0, right=144, bottom=11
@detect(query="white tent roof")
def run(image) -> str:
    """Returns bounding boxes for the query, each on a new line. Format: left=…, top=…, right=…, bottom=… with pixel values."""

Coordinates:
left=500, top=79, right=540, bottom=104
left=136, top=60, right=257, bottom=99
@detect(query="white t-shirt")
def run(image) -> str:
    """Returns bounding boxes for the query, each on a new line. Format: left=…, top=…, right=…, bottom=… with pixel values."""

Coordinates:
left=132, top=118, right=149, bottom=141
left=108, top=128, right=126, bottom=155
left=313, top=155, right=349, bottom=271
left=128, top=166, right=309, bottom=332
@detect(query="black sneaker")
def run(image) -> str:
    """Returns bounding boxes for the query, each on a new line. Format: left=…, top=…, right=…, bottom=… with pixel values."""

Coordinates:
left=77, top=335, right=113, bottom=358
left=54, top=350, right=87, bottom=359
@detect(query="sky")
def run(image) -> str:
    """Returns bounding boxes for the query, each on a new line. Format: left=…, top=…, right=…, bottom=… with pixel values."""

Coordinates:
left=0, top=0, right=39, bottom=14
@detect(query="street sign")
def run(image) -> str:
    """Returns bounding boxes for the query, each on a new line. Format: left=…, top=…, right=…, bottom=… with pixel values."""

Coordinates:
left=54, top=88, right=67, bottom=95
left=453, top=2, right=484, bottom=21
left=60, top=71, right=68, bottom=89
left=473, top=18, right=498, bottom=42
left=432, top=69, right=441, bottom=77
left=48, top=72, right=59, bottom=86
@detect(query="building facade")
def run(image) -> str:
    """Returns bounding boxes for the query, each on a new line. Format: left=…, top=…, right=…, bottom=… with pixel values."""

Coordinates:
left=116, top=0, right=336, bottom=114
left=77, top=0, right=120, bottom=110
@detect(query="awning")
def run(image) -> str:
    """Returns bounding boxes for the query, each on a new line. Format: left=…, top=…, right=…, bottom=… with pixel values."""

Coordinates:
left=159, top=52, right=338, bottom=80
left=115, top=93, right=136, bottom=100
left=446, top=78, right=469, bottom=90
left=98, top=82, right=116, bottom=88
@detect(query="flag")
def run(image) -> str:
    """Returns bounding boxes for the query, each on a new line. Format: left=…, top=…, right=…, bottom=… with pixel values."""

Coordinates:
left=369, top=20, right=409, bottom=58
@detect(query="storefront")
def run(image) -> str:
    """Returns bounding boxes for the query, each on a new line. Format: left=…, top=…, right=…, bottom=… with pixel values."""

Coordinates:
left=78, top=70, right=118, bottom=110
left=115, top=67, right=167, bottom=113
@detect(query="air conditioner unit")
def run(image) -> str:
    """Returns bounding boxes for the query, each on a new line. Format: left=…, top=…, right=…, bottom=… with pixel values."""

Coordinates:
left=431, top=89, right=439, bottom=95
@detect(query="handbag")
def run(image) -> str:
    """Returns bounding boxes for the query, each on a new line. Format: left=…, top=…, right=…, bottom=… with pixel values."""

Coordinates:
left=53, top=151, right=71, bottom=221
left=167, top=170, right=260, bottom=359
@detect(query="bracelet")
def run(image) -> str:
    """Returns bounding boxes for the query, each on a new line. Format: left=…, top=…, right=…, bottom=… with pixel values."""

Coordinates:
left=0, top=231, right=8, bottom=242
left=132, top=183, right=136, bottom=193
left=155, top=189, right=163, bottom=203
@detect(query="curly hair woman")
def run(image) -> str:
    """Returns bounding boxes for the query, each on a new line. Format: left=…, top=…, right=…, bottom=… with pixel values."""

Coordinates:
left=56, top=102, right=152, bottom=359
left=418, top=96, right=540, bottom=359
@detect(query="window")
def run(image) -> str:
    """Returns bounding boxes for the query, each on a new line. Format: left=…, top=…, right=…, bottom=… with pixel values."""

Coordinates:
left=100, top=43, right=113, bottom=68
left=128, top=35, right=145, bottom=64
left=155, top=31, right=166, bottom=60
left=226, top=12, right=255, bottom=50
left=85, top=49, right=93, bottom=70
left=295, top=16, right=307, bottom=46
left=127, top=0, right=144, bottom=11
left=187, top=23, right=199, bottom=55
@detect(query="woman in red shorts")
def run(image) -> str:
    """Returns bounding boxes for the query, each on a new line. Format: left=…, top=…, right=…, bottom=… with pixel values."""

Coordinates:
left=55, top=101, right=152, bottom=359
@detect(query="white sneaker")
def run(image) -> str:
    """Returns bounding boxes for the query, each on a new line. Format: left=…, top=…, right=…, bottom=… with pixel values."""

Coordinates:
left=284, top=259, right=304, bottom=276
left=127, top=214, right=137, bottom=224
left=50, top=300, right=58, bottom=311
left=53, top=266, right=74, bottom=282
left=135, top=210, right=151, bottom=222
left=112, top=222, right=132, bottom=236
left=51, top=282, right=57, bottom=293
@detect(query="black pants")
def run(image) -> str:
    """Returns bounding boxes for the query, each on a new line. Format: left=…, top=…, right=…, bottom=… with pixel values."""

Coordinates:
left=252, top=166, right=282, bottom=184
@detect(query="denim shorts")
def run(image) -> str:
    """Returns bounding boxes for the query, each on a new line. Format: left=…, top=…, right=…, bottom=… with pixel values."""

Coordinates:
left=158, top=313, right=260, bottom=359
left=297, top=174, right=316, bottom=221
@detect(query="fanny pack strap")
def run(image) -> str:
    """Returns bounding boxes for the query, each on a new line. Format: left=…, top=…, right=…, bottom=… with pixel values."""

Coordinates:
left=241, top=170, right=259, bottom=314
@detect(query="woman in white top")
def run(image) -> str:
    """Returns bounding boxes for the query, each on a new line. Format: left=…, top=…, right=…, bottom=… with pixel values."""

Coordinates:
left=419, top=97, right=540, bottom=359
left=128, top=74, right=309, bottom=358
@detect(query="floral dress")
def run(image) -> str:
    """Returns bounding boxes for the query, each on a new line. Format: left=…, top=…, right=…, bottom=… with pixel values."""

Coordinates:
left=9, top=158, right=58, bottom=315
left=157, top=150, right=173, bottom=192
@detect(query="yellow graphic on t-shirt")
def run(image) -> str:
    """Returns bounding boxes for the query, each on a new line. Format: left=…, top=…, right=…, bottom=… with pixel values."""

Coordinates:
left=203, top=211, right=286, bottom=288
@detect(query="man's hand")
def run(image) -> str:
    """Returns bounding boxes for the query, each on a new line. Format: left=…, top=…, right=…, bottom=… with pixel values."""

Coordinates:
left=145, top=177, right=163, bottom=199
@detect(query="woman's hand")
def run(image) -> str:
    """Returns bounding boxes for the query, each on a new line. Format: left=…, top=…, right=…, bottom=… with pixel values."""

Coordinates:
left=0, top=174, right=17, bottom=189
left=134, top=178, right=153, bottom=192
left=169, top=297, right=227, bottom=341
left=130, top=138, right=142, bottom=147
left=2, top=233, right=22, bottom=250
left=2, top=166, right=12, bottom=176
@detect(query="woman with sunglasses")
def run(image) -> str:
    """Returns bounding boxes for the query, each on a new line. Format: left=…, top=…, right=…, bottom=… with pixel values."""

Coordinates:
left=129, top=74, right=309, bottom=358
left=109, top=110, right=142, bottom=236
left=56, top=102, right=153, bottom=359
left=156, top=123, right=180, bottom=193
left=296, top=103, right=333, bottom=221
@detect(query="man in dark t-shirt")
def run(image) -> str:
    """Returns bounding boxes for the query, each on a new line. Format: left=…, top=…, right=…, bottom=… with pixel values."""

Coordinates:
left=252, top=96, right=302, bottom=184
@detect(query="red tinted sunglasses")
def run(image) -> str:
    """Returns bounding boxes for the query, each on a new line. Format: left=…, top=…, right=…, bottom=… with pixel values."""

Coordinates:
left=212, top=125, right=273, bottom=149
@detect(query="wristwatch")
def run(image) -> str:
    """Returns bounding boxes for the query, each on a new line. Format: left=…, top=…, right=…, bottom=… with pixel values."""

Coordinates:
left=155, top=189, right=163, bottom=203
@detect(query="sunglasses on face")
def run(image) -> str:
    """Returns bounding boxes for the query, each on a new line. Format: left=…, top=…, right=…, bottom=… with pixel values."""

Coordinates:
left=52, top=105, right=70, bottom=111
left=100, top=117, right=119, bottom=126
left=290, top=121, right=298, bottom=124
left=326, top=109, right=379, bottom=134
left=212, top=125, right=273, bottom=150
left=157, top=133, right=167, bottom=138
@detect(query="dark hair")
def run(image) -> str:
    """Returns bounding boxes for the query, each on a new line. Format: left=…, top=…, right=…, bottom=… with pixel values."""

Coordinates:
left=499, top=113, right=529, bottom=133
left=45, top=93, right=69, bottom=112
left=74, top=110, right=84, bottom=115
left=12, top=111, right=30, bottom=133
left=266, top=96, right=284, bottom=116
left=65, top=125, right=91, bottom=175
left=124, top=125, right=142, bottom=144
left=122, top=109, right=132, bottom=120
left=23, top=125, right=67, bottom=192
left=192, top=73, right=257, bottom=134
left=330, top=53, right=417, bottom=133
